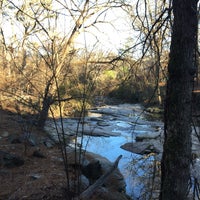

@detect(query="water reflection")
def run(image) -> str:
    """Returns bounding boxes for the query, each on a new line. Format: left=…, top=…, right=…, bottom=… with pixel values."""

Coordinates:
left=78, top=104, right=163, bottom=199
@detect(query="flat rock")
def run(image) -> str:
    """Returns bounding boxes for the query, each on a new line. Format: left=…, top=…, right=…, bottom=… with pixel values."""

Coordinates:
left=45, top=121, right=121, bottom=139
left=120, top=141, right=162, bottom=155
left=97, top=121, right=110, bottom=126
left=135, top=132, right=161, bottom=142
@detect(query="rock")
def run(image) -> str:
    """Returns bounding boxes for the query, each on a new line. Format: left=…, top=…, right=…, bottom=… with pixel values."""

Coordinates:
left=2, top=131, right=9, bottom=137
left=30, top=173, right=42, bottom=180
left=84, top=152, right=126, bottom=193
left=89, top=104, right=135, bottom=118
left=8, top=134, right=23, bottom=144
left=82, top=127, right=121, bottom=137
left=135, top=132, right=161, bottom=142
left=97, top=121, right=110, bottom=126
left=90, top=117, right=104, bottom=121
left=82, top=159, right=102, bottom=183
left=44, top=125, right=76, bottom=142
left=45, top=121, right=121, bottom=137
left=8, top=133, right=38, bottom=146
left=66, top=151, right=126, bottom=195
left=43, top=138, right=55, bottom=148
left=121, top=141, right=162, bottom=155
left=146, top=107, right=163, bottom=114
left=0, top=150, right=24, bottom=168
left=32, top=150, right=46, bottom=158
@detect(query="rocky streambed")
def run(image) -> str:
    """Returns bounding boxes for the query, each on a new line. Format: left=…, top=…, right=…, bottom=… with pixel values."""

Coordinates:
left=45, top=103, right=200, bottom=199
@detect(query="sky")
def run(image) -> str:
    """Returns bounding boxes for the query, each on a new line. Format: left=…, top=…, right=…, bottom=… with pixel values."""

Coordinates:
left=1, top=0, right=135, bottom=55
left=75, top=8, right=134, bottom=54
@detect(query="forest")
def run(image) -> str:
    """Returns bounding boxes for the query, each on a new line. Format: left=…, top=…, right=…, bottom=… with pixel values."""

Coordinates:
left=0, top=0, right=199, bottom=200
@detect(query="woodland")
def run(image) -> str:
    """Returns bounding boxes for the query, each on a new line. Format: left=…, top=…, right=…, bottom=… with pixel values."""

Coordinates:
left=0, top=0, right=200, bottom=200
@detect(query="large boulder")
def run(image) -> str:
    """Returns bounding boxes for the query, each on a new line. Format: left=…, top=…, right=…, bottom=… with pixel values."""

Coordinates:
left=66, top=151, right=128, bottom=199
left=82, top=152, right=126, bottom=193
left=82, top=159, right=102, bottom=183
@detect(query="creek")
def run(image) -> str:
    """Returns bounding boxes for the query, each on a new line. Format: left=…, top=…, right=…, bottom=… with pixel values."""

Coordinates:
left=45, top=103, right=163, bottom=199
left=78, top=104, right=163, bottom=199
left=45, top=103, right=200, bottom=199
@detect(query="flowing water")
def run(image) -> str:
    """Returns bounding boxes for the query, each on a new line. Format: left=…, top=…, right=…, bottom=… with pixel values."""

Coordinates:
left=77, top=104, right=163, bottom=199
left=46, top=103, right=200, bottom=199
left=46, top=103, right=163, bottom=199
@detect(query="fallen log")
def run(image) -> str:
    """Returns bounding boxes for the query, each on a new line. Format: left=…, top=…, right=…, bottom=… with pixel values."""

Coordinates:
left=74, top=155, right=122, bottom=200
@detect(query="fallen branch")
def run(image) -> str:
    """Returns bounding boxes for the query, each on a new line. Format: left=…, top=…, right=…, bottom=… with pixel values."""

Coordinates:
left=74, top=155, right=123, bottom=200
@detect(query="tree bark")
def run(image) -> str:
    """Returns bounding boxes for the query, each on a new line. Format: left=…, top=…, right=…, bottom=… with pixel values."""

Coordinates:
left=160, top=0, right=198, bottom=200
left=37, top=95, right=53, bottom=129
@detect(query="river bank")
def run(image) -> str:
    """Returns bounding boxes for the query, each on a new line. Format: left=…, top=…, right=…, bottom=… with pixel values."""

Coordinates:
left=45, top=103, right=164, bottom=199
left=1, top=102, right=200, bottom=199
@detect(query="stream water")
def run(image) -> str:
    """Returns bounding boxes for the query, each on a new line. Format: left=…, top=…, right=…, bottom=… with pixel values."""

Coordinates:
left=46, top=103, right=163, bottom=199
left=77, top=104, right=163, bottom=199
left=45, top=103, right=200, bottom=199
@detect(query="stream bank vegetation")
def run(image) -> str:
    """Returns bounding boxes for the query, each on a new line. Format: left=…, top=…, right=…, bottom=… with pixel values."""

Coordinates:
left=0, top=0, right=200, bottom=199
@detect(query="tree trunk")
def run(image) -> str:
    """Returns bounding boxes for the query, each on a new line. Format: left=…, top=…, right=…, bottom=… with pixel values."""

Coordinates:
left=160, top=1, right=198, bottom=200
left=37, top=95, right=53, bottom=129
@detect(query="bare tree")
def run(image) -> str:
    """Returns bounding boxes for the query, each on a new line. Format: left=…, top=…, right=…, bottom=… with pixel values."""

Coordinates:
left=110, top=0, right=171, bottom=106
left=1, top=0, right=127, bottom=129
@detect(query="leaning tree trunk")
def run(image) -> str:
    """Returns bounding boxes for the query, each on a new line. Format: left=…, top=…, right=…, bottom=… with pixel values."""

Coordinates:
left=160, top=0, right=198, bottom=200
left=37, top=81, right=54, bottom=129
left=37, top=95, right=53, bottom=129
